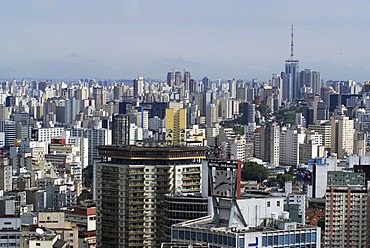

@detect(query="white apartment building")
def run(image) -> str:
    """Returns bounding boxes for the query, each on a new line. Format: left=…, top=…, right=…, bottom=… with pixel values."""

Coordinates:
left=308, top=120, right=331, bottom=149
left=34, top=127, right=64, bottom=143
left=71, top=128, right=112, bottom=166
left=280, top=127, right=305, bottom=166
left=330, top=115, right=354, bottom=159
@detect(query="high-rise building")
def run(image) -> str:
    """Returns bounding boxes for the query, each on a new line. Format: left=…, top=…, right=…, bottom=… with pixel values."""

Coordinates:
left=92, top=86, right=106, bottom=106
left=308, top=120, right=332, bottom=149
left=228, top=79, right=236, bottom=99
left=175, top=71, right=182, bottom=86
left=0, top=156, right=12, bottom=192
left=133, top=77, right=144, bottom=98
left=163, top=193, right=207, bottom=241
left=325, top=172, right=369, bottom=247
left=330, top=115, right=354, bottom=159
left=71, top=128, right=112, bottom=166
left=112, top=114, right=130, bottom=146
left=239, top=102, right=255, bottom=125
left=0, top=120, right=16, bottom=147
left=165, top=107, right=186, bottom=146
left=255, top=121, right=280, bottom=167
left=95, top=145, right=205, bottom=248
left=283, top=25, right=299, bottom=102
left=312, top=71, right=321, bottom=95
left=167, top=71, right=174, bottom=87
left=183, top=71, right=191, bottom=93
left=279, top=127, right=305, bottom=166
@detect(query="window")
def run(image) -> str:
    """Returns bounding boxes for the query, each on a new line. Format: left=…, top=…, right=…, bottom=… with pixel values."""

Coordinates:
left=267, top=201, right=270, bottom=207
left=36, top=243, right=41, bottom=247
left=277, top=201, right=280, bottom=206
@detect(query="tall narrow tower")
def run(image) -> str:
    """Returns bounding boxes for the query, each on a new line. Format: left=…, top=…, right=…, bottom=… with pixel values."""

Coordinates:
left=283, top=25, right=299, bottom=102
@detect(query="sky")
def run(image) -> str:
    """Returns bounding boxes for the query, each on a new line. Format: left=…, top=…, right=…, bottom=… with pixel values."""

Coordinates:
left=1, top=0, right=370, bottom=82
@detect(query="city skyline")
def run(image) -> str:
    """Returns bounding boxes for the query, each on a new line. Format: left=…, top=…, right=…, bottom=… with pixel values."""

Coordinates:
left=1, top=1, right=370, bottom=81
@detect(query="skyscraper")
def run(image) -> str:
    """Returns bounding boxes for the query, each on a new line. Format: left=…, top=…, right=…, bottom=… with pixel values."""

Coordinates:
left=167, top=71, right=174, bottom=87
left=330, top=115, right=354, bottom=159
left=283, top=25, right=299, bottom=102
left=174, top=71, right=182, bottom=86
left=95, top=145, right=205, bottom=247
left=133, top=77, right=144, bottom=98
left=183, top=71, right=191, bottom=93
left=165, top=107, right=186, bottom=146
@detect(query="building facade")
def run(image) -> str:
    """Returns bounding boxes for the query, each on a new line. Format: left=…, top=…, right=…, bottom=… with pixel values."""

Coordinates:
left=94, top=145, right=205, bottom=247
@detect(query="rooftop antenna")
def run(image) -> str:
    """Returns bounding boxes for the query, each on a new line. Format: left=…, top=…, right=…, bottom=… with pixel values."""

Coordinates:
left=291, top=24, right=294, bottom=57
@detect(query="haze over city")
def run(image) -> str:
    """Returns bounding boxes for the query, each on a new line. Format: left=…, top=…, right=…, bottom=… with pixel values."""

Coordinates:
left=1, top=0, right=370, bottom=81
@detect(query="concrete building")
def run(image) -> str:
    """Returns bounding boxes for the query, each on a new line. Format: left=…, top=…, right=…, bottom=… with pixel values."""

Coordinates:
left=0, top=215, right=21, bottom=248
left=255, top=121, right=280, bottom=167
left=330, top=115, right=354, bottom=159
left=308, top=120, right=331, bottom=149
left=279, top=127, right=305, bottom=166
left=19, top=227, right=61, bottom=248
left=0, top=120, right=16, bottom=147
left=71, top=128, right=112, bottom=166
left=0, top=156, right=12, bottom=192
left=38, top=211, right=79, bottom=248
left=112, top=113, right=130, bottom=146
left=165, top=107, right=186, bottom=146
left=325, top=182, right=369, bottom=247
left=133, top=77, right=144, bottom=98
left=65, top=205, right=96, bottom=248
left=163, top=193, right=207, bottom=241
left=94, top=144, right=205, bottom=247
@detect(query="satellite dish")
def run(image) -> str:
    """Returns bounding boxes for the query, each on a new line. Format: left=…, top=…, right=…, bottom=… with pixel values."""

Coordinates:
left=35, top=228, right=44, bottom=235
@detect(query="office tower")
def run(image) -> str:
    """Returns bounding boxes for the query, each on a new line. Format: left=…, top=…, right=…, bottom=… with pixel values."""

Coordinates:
left=312, top=71, right=321, bottom=95
left=175, top=71, right=182, bottom=86
left=272, top=74, right=283, bottom=110
left=163, top=193, right=207, bottom=241
left=255, top=121, right=280, bottom=167
left=279, top=127, right=305, bottom=166
left=317, top=101, right=329, bottom=120
left=112, top=114, right=130, bottom=146
left=330, top=115, right=354, bottom=159
left=202, top=77, right=210, bottom=91
left=189, top=79, right=198, bottom=94
left=325, top=172, right=368, bottom=247
left=92, top=86, right=106, bottom=106
left=299, top=69, right=312, bottom=97
left=283, top=25, right=299, bottom=102
left=239, top=102, right=255, bottom=125
left=167, top=71, right=174, bottom=87
left=133, top=77, right=144, bottom=98
left=165, top=107, right=186, bottom=146
left=183, top=71, right=191, bottom=93
left=201, top=90, right=214, bottom=116
left=0, top=120, right=16, bottom=147
left=5, top=96, right=15, bottom=107
left=95, top=145, right=206, bottom=248
left=64, top=97, right=80, bottom=124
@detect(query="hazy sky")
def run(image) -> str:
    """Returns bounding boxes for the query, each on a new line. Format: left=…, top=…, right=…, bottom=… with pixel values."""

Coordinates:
left=1, top=0, right=370, bottom=81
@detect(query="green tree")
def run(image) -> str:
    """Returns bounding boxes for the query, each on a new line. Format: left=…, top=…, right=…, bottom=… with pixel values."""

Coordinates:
left=241, top=161, right=268, bottom=182
left=276, top=173, right=295, bottom=188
